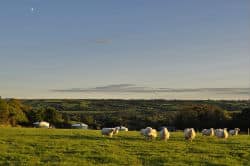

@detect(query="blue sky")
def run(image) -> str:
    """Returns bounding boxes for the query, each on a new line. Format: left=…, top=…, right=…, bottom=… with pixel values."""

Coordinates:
left=0, top=0, right=249, bottom=99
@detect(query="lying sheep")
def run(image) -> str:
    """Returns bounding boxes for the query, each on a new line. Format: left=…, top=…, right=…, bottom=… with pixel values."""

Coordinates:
left=115, top=126, right=128, bottom=131
left=33, top=121, right=50, bottom=128
left=184, top=128, right=196, bottom=141
left=160, top=127, right=170, bottom=141
left=101, top=128, right=119, bottom=137
left=215, top=128, right=228, bottom=139
left=202, top=128, right=214, bottom=136
left=229, top=128, right=240, bottom=136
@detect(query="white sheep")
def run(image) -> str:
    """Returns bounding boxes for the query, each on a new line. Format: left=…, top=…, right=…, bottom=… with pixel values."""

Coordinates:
left=201, top=128, right=214, bottom=136
left=147, top=128, right=157, bottom=140
left=140, top=127, right=152, bottom=136
left=115, top=126, right=128, bottom=131
left=113, top=127, right=119, bottom=135
left=140, top=128, right=147, bottom=136
left=101, top=128, right=118, bottom=137
left=33, top=121, right=50, bottom=128
left=160, top=127, right=170, bottom=141
left=229, top=128, right=240, bottom=136
left=184, top=128, right=196, bottom=141
left=140, top=127, right=157, bottom=140
left=215, top=128, right=228, bottom=139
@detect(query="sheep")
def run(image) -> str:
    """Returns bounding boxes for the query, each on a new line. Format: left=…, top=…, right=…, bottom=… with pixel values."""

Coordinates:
left=113, top=127, right=119, bottom=135
left=101, top=128, right=118, bottom=137
left=147, top=128, right=157, bottom=140
left=120, top=126, right=128, bottom=131
left=184, top=128, right=196, bottom=141
left=140, top=127, right=157, bottom=140
left=201, top=128, right=214, bottom=136
left=140, top=127, right=152, bottom=136
left=214, top=128, right=222, bottom=137
left=115, top=126, right=128, bottom=131
left=140, top=128, right=147, bottom=136
left=229, top=128, right=240, bottom=136
left=33, top=121, right=50, bottom=128
left=160, top=127, right=170, bottom=141
left=215, top=128, right=228, bottom=139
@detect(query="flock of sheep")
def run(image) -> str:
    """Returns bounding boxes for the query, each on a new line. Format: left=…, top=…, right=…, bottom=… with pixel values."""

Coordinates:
left=33, top=121, right=241, bottom=141
left=101, top=126, right=240, bottom=141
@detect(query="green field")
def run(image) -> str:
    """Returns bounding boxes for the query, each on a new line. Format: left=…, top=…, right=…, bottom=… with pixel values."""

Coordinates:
left=0, top=128, right=250, bottom=166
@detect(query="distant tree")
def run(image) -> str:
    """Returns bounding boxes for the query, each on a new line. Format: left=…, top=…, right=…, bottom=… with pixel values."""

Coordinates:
left=26, top=108, right=45, bottom=123
left=174, top=104, right=231, bottom=129
left=6, top=99, right=28, bottom=126
left=62, top=113, right=71, bottom=124
left=81, top=115, right=94, bottom=125
left=238, top=108, right=250, bottom=129
left=0, top=99, right=9, bottom=124
left=43, top=107, right=63, bottom=125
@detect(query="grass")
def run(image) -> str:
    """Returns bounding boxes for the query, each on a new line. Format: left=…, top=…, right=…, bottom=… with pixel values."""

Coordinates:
left=0, top=128, right=250, bottom=166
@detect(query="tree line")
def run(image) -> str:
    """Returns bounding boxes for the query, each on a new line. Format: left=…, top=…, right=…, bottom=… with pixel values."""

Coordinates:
left=0, top=98, right=249, bottom=131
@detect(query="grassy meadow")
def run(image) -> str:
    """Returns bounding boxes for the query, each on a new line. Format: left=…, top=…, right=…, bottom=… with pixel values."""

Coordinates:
left=0, top=128, right=250, bottom=166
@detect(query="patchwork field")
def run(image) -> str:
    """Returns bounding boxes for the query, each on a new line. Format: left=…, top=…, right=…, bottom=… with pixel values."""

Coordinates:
left=0, top=128, right=249, bottom=166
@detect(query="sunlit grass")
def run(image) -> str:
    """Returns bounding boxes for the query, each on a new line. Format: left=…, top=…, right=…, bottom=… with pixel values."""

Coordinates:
left=0, top=128, right=249, bottom=165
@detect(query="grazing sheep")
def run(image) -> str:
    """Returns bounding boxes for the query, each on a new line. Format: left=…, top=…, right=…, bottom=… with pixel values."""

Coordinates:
left=215, top=128, right=228, bottom=139
left=140, top=127, right=152, bottom=136
left=101, top=128, right=117, bottom=137
left=214, top=128, right=222, bottom=137
left=229, top=128, right=240, bottom=136
left=184, top=128, right=196, bottom=141
left=202, top=128, right=214, bottom=136
left=160, top=127, right=170, bottom=141
left=147, top=128, right=157, bottom=140
left=140, top=128, right=147, bottom=136
left=140, top=127, right=157, bottom=140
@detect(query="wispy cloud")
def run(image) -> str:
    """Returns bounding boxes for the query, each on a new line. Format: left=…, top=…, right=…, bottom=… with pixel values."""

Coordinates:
left=51, top=84, right=250, bottom=95
left=90, top=39, right=111, bottom=44
left=52, top=84, right=153, bottom=93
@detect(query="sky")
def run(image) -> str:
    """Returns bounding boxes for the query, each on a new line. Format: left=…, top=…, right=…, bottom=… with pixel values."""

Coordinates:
left=0, top=0, right=249, bottom=99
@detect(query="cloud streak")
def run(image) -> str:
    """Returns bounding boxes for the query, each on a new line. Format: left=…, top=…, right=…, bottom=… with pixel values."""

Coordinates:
left=52, top=84, right=250, bottom=95
left=88, top=39, right=111, bottom=44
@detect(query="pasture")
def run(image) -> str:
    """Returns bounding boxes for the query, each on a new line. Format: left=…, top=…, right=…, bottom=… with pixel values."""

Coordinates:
left=0, top=128, right=249, bottom=166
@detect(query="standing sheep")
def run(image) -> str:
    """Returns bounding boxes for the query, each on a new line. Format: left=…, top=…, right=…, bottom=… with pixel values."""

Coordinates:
left=147, top=128, right=157, bottom=140
left=160, top=127, right=170, bottom=141
left=215, top=128, right=228, bottom=139
left=113, top=127, right=119, bottom=135
left=140, top=127, right=152, bottom=136
left=184, top=128, right=196, bottom=141
left=101, top=128, right=117, bottom=137
left=229, top=128, right=240, bottom=136
left=140, top=127, right=157, bottom=140
left=202, top=128, right=214, bottom=136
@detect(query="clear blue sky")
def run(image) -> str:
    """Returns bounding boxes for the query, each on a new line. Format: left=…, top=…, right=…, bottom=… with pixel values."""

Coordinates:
left=0, top=0, right=249, bottom=99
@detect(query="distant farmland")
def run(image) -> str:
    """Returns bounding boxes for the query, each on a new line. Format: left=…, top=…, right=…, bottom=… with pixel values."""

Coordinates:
left=21, top=99, right=250, bottom=131
left=0, top=128, right=249, bottom=165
